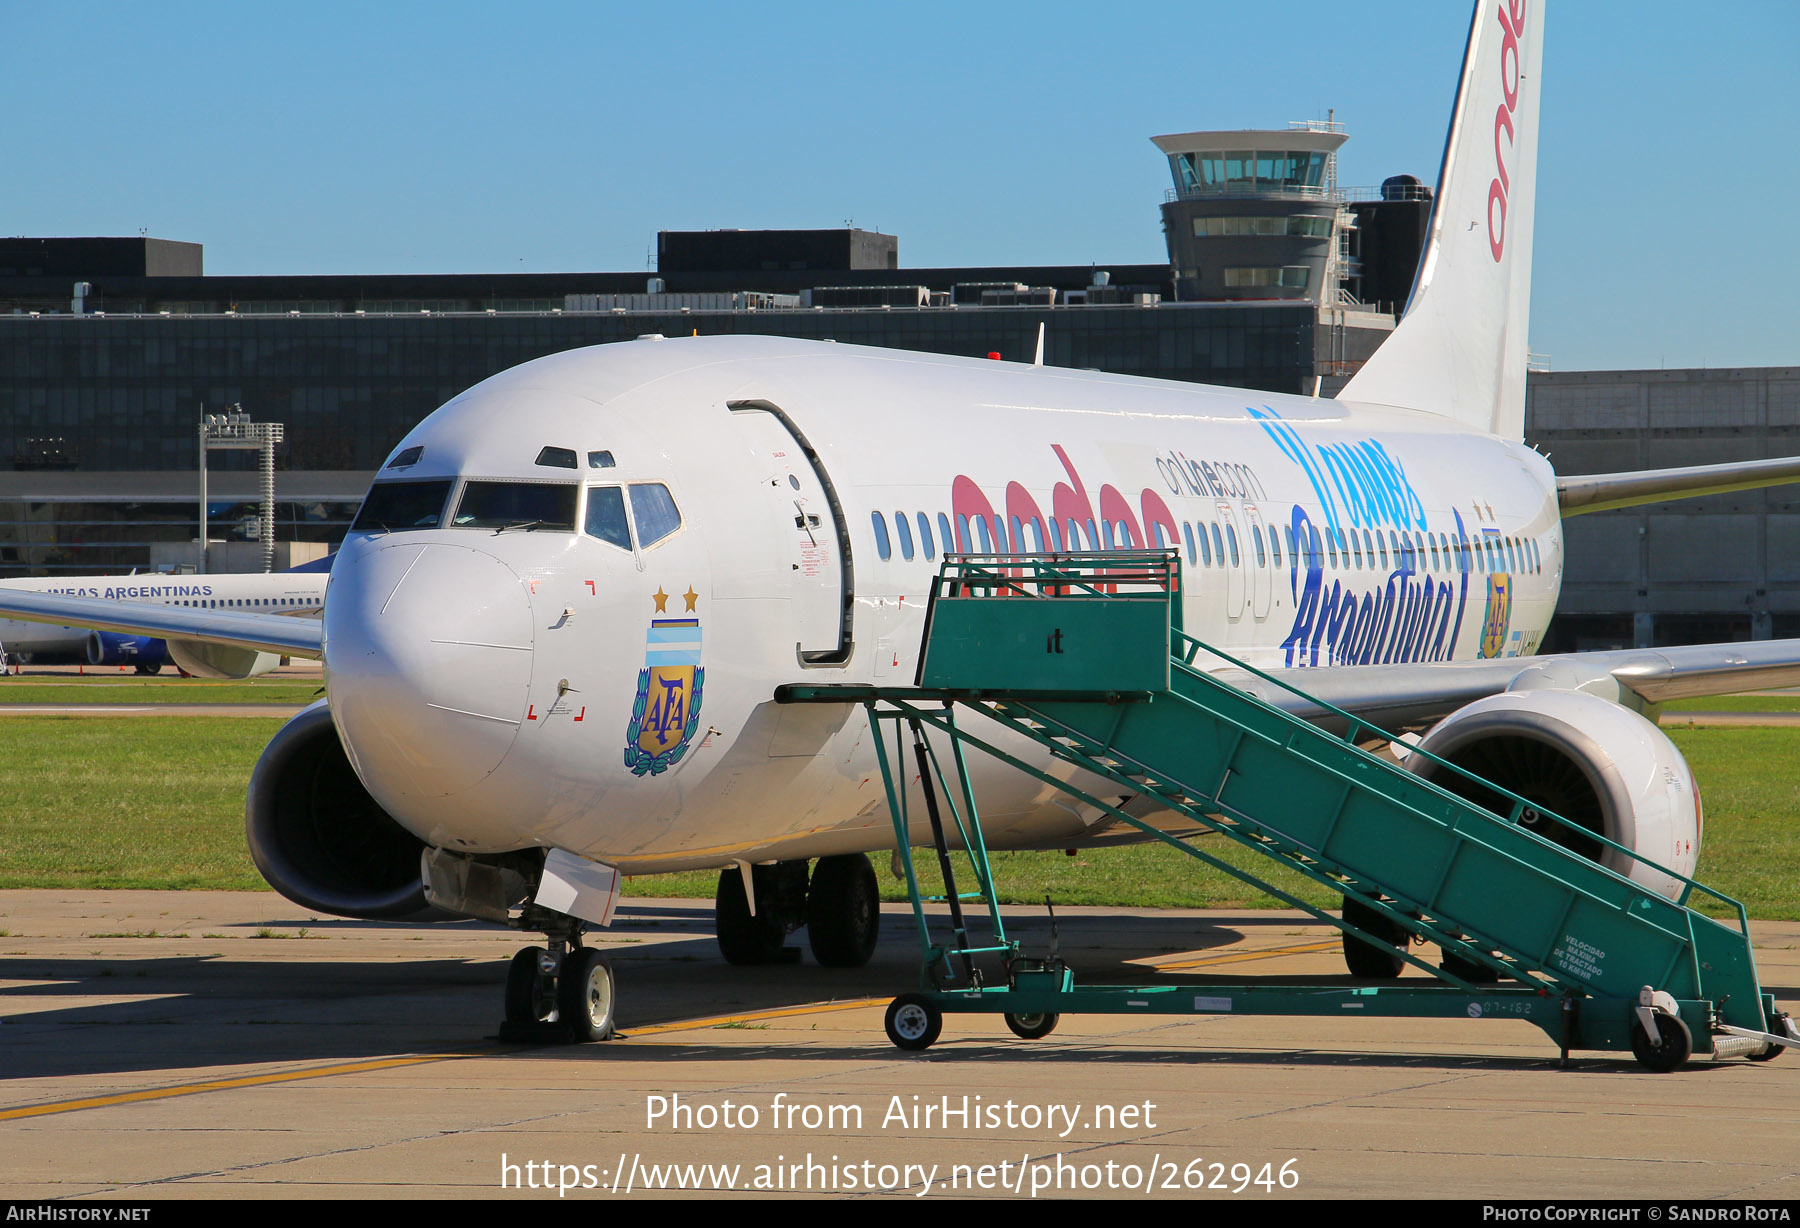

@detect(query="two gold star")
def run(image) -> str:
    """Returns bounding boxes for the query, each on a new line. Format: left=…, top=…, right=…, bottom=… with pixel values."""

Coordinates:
left=651, top=586, right=700, bottom=613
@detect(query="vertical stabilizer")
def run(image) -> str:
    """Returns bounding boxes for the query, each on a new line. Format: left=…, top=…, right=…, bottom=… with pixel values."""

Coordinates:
left=1341, top=0, right=1545, bottom=440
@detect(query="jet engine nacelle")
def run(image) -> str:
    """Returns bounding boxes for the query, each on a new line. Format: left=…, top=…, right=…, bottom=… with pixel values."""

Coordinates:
left=85, top=630, right=170, bottom=672
left=246, top=700, right=435, bottom=919
left=1408, top=690, right=1700, bottom=900
left=165, top=638, right=282, bottom=679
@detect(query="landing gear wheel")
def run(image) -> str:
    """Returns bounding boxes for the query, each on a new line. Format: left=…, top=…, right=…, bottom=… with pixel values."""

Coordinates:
left=558, top=947, right=615, bottom=1042
left=135, top=662, right=162, bottom=675
left=1749, top=1012, right=1790, bottom=1062
left=1004, top=1012, right=1059, bottom=1040
left=715, top=868, right=788, bottom=965
left=1440, top=950, right=1502, bottom=984
left=1341, top=896, right=1408, bottom=979
left=806, top=853, right=880, bottom=967
left=885, top=994, right=943, bottom=1051
left=505, top=947, right=555, bottom=1025
left=1631, top=1010, right=1693, bottom=1072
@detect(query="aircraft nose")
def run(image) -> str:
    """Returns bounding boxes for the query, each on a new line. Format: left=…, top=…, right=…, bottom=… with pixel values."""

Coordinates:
left=325, top=539, right=534, bottom=799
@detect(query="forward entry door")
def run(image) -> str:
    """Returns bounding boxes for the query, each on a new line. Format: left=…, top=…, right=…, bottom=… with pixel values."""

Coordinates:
left=728, top=401, right=854, bottom=665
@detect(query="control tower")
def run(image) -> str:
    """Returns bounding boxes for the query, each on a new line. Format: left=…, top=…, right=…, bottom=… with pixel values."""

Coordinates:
left=1152, top=121, right=1350, bottom=302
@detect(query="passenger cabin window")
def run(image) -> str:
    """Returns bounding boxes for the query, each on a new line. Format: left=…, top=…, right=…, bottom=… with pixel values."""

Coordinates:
left=895, top=512, right=914, bottom=560
left=872, top=512, right=891, bottom=560
left=452, top=481, right=577, bottom=531
left=938, top=513, right=954, bottom=556
left=917, top=512, right=935, bottom=560
left=629, top=484, right=682, bottom=548
left=585, top=486, right=631, bottom=550
left=352, top=479, right=453, bottom=532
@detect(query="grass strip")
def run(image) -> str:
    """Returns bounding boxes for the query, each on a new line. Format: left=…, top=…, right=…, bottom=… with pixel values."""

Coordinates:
left=0, top=718, right=1793, bottom=919
left=0, top=678, right=321, bottom=706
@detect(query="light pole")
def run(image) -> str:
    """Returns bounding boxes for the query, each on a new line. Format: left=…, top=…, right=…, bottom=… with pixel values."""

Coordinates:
left=198, top=406, right=286, bottom=574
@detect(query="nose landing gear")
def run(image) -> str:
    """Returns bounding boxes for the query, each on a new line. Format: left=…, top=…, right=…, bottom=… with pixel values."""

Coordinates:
left=500, top=911, right=615, bottom=1043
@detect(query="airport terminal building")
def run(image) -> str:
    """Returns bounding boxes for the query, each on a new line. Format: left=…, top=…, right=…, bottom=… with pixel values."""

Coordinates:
left=1, top=122, right=1791, bottom=649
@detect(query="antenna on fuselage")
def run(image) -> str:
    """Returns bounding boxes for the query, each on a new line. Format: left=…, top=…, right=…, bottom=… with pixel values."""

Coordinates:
left=1033, top=322, right=1046, bottom=367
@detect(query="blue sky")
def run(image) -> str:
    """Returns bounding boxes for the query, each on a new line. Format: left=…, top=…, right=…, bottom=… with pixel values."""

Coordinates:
left=2, top=1, right=1794, bottom=370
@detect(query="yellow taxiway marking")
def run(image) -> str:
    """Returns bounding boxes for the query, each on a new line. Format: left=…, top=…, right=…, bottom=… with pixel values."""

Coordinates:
left=621, top=998, right=888, bottom=1038
left=0, top=1001, right=894, bottom=1121
left=1, top=946, right=1342, bottom=1121
left=0, top=1054, right=482, bottom=1123
left=1146, top=939, right=1340, bottom=972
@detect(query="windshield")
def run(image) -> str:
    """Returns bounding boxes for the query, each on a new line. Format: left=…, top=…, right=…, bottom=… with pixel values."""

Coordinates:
left=451, top=481, right=578, bottom=531
left=350, top=479, right=453, bottom=533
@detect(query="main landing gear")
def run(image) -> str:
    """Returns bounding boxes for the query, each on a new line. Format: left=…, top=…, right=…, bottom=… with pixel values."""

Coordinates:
left=714, top=853, right=881, bottom=968
left=501, top=907, right=615, bottom=1043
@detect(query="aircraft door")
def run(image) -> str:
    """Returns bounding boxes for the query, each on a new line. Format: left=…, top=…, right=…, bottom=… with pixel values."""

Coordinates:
left=727, top=402, right=854, bottom=665
left=1244, top=503, right=1272, bottom=620
left=1215, top=501, right=1247, bottom=621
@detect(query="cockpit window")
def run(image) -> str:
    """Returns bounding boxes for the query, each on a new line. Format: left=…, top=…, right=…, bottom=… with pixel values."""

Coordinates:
left=351, top=479, right=453, bottom=532
left=385, top=445, right=424, bottom=470
left=451, top=481, right=577, bottom=531
left=629, top=483, right=683, bottom=548
left=536, top=446, right=578, bottom=469
left=585, top=485, right=632, bottom=550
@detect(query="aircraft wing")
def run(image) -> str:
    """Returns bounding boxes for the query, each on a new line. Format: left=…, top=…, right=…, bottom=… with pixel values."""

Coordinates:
left=1558, top=455, right=1800, bottom=516
left=1217, top=639, right=1800, bottom=733
left=0, top=590, right=321, bottom=659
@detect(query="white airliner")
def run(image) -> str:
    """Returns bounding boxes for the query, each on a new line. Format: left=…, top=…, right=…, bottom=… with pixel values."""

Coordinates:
left=0, top=567, right=328, bottom=677
left=5, top=0, right=1800, bottom=1040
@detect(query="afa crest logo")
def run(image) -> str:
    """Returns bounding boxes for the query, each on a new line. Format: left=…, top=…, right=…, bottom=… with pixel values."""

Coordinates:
left=625, top=591, right=704, bottom=777
left=1479, top=573, right=1512, bottom=659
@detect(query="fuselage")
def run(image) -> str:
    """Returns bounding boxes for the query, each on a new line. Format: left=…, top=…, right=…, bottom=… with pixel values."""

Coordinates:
left=323, top=335, right=1563, bottom=874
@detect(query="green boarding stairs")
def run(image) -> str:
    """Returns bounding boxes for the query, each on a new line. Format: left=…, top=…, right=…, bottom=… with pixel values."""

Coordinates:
left=778, top=551, right=1794, bottom=1070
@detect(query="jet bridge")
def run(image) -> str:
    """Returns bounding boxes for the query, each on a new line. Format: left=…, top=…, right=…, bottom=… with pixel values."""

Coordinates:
left=777, top=551, right=1795, bottom=1070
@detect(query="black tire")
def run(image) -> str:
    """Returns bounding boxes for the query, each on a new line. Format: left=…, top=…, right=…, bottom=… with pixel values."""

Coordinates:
left=505, top=947, right=553, bottom=1025
left=714, top=868, right=788, bottom=965
left=1004, top=1012, right=1059, bottom=1040
left=806, top=853, right=880, bottom=967
left=1341, top=896, right=1408, bottom=979
left=135, top=662, right=162, bottom=675
left=1440, top=949, right=1502, bottom=984
left=1631, top=1010, right=1693, bottom=1073
left=885, top=994, right=942, bottom=1051
left=558, top=947, right=615, bottom=1042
